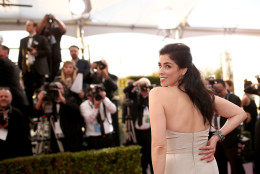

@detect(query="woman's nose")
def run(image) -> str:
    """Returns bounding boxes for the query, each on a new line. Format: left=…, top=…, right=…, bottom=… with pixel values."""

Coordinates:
left=158, top=67, right=163, bottom=75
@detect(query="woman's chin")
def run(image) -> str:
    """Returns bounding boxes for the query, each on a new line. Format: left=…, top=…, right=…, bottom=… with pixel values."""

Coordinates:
left=160, top=83, right=167, bottom=87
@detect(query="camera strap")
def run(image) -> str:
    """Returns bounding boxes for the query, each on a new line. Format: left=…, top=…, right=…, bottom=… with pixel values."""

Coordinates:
left=102, top=102, right=112, bottom=125
left=96, top=107, right=105, bottom=136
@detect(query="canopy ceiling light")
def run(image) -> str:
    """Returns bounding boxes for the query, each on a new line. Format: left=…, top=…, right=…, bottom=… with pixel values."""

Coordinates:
left=155, top=8, right=179, bottom=29
left=69, top=0, right=85, bottom=15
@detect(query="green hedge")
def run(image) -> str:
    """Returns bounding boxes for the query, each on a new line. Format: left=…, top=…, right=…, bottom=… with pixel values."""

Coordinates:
left=0, top=145, right=142, bottom=174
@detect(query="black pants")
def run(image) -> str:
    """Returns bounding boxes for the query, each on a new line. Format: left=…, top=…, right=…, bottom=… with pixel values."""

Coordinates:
left=23, top=69, right=44, bottom=109
left=86, top=133, right=115, bottom=150
left=135, top=128, right=153, bottom=174
left=49, top=60, right=60, bottom=81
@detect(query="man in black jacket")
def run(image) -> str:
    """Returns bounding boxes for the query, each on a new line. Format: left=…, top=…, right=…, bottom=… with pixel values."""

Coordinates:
left=214, top=79, right=245, bottom=174
left=0, top=87, right=32, bottom=161
left=35, top=82, right=83, bottom=152
left=0, top=45, right=29, bottom=111
left=18, top=20, right=51, bottom=109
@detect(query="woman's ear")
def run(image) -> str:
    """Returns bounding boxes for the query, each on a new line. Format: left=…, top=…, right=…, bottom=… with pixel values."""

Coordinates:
left=182, top=67, right=188, bottom=75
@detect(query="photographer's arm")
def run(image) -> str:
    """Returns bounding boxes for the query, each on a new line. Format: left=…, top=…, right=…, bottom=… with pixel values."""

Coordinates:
left=53, top=14, right=66, bottom=34
left=123, top=83, right=136, bottom=99
left=244, top=83, right=259, bottom=95
left=103, top=77, right=118, bottom=91
left=80, top=102, right=99, bottom=123
left=37, top=15, right=49, bottom=34
left=103, top=97, right=116, bottom=114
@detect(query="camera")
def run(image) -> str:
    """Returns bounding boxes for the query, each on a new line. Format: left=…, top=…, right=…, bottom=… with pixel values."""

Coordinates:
left=89, top=84, right=105, bottom=101
left=42, top=82, right=60, bottom=101
left=206, top=76, right=221, bottom=94
left=48, top=14, right=54, bottom=24
left=139, top=84, right=156, bottom=92
left=0, top=112, right=8, bottom=126
left=94, top=61, right=106, bottom=70
left=27, top=41, right=37, bottom=52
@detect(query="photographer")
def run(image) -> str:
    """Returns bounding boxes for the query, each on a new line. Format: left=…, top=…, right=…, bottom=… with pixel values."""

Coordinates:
left=123, top=77, right=154, bottom=174
left=0, top=87, right=32, bottom=161
left=18, top=20, right=51, bottom=110
left=80, top=84, right=116, bottom=150
left=37, top=14, right=66, bottom=81
left=83, top=60, right=120, bottom=146
left=34, top=81, right=83, bottom=152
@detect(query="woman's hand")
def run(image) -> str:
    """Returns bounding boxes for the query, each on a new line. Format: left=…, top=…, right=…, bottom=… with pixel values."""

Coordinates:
left=199, top=135, right=218, bottom=162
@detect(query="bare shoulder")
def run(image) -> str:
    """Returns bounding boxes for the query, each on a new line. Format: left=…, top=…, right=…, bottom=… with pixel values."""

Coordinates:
left=149, top=87, right=165, bottom=98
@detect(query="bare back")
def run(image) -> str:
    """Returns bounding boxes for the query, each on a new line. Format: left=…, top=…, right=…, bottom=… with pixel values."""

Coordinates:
left=152, top=86, right=209, bottom=133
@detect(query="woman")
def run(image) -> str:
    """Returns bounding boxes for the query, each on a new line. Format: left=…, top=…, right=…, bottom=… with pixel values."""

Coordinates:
left=241, top=80, right=257, bottom=154
left=60, top=61, right=84, bottom=104
left=61, top=61, right=78, bottom=89
left=149, top=43, right=246, bottom=174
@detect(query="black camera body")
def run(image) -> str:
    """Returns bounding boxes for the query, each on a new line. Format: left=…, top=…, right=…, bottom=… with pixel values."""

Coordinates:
left=48, top=14, right=54, bottom=24
left=137, top=84, right=156, bottom=93
left=27, top=41, right=38, bottom=52
left=89, top=84, right=105, bottom=101
left=42, top=82, right=60, bottom=101
left=206, top=76, right=221, bottom=94
left=94, top=61, right=106, bottom=70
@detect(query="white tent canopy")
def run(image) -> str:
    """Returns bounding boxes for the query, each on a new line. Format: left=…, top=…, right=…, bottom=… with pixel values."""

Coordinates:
left=1, top=0, right=260, bottom=38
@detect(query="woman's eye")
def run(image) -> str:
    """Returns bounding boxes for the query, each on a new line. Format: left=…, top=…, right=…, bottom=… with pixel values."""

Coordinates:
left=165, top=65, right=171, bottom=68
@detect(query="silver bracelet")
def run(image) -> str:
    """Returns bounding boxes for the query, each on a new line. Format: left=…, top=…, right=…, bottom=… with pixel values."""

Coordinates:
left=213, top=130, right=225, bottom=142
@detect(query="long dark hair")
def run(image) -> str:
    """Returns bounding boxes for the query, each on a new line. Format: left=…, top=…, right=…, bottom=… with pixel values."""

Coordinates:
left=159, top=43, right=216, bottom=125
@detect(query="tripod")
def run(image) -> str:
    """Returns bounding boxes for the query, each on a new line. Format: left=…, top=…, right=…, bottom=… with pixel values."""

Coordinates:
left=35, top=102, right=64, bottom=155
left=125, top=101, right=137, bottom=144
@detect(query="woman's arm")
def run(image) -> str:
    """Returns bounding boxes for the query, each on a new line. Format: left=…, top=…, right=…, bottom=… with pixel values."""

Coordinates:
left=199, top=96, right=246, bottom=161
left=214, top=96, right=247, bottom=136
left=149, top=88, right=167, bottom=174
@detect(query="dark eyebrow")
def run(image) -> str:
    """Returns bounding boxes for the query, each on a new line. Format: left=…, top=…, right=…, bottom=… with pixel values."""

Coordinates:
left=158, top=62, right=172, bottom=65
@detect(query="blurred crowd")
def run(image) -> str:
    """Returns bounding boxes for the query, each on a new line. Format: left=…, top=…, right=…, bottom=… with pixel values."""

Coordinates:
left=0, top=15, right=121, bottom=161
left=0, top=14, right=260, bottom=174
left=204, top=76, right=260, bottom=174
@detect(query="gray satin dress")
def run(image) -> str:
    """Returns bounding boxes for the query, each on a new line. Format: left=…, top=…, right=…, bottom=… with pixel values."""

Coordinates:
left=164, top=129, right=219, bottom=174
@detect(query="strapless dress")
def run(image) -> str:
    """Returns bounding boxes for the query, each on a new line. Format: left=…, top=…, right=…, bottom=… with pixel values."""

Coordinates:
left=164, top=129, right=219, bottom=174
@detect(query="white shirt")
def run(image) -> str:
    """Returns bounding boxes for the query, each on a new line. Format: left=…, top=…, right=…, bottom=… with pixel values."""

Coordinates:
left=27, top=34, right=36, bottom=65
left=80, top=97, right=116, bottom=137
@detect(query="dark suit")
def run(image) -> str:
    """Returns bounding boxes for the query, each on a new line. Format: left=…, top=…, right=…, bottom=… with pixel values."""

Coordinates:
left=215, top=91, right=245, bottom=174
left=76, top=59, right=90, bottom=74
left=45, top=94, right=83, bottom=153
left=18, top=34, right=51, bottom=108
left=0, top=57, right=29, bottom=109
left=0, top=106, right=32, bottom=161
